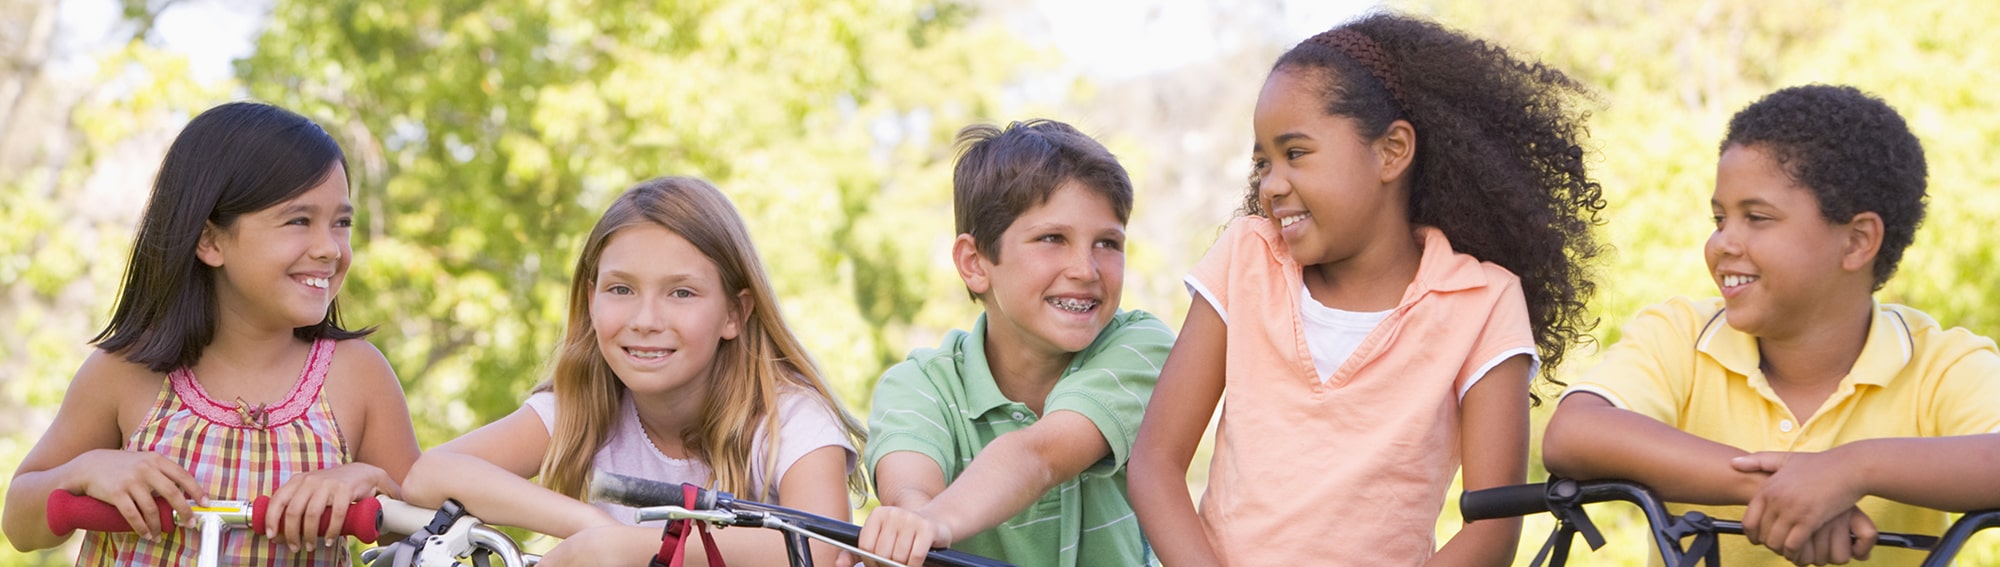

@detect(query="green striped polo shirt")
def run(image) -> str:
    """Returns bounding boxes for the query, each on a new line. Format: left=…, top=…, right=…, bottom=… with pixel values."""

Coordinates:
left=866, top=310, right=1173, bottom=567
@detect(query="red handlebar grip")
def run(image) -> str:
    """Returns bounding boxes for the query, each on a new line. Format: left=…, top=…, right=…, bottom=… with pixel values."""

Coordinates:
left=45, top=490, right=173, bottom=536
left=249, top=496, right=384, bottom=544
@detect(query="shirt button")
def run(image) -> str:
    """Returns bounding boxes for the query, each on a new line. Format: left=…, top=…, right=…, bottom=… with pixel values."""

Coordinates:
left=1011, top=411, right=1028, bottom=421
left=1778, top=420, right=1794, bottom=432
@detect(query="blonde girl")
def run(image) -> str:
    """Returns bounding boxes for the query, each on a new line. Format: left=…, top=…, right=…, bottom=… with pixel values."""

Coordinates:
left=402, top=177, right=865, bottom=567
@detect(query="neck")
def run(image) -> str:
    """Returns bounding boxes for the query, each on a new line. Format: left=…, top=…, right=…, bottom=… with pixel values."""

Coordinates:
left=1303, top=226, right=1423, bottom=311
left=1756, top=294, right=1876, bottom=388
left=628, top=377, right=709, bottom=445
left=982, top=328, right=1072, bottom=415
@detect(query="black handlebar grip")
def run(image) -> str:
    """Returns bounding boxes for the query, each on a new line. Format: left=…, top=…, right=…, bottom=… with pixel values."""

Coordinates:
left=589, top=471, right=716, bottom=510
left=1460, top=483, right=1552, bottom=521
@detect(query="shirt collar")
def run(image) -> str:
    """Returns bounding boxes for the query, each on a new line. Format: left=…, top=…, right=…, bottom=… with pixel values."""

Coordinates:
left=1404, top=226, right=1489, bottom=298
left=957, top=314, right=1020, bottom=417
left=1697, top=299, right=1913, bottom=387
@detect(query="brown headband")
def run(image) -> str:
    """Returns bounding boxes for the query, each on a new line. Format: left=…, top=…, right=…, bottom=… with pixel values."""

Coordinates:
left=1311, top=29, right=1409, bottom=115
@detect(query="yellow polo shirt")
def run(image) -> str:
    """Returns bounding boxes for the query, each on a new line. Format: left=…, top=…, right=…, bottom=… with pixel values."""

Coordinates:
left=1568, top=296, right=2000, bottom=566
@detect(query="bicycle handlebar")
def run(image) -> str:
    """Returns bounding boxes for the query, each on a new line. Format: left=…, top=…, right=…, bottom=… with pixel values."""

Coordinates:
left=47, top=490, right=384, bottom=543
left=590, top=471, right=721, bottom=510
left=590, top=471, right=1018, bottom=567
left=1460, top=482, right=1552, bottom=521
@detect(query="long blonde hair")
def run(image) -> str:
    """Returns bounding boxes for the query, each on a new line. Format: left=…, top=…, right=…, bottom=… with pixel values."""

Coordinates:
left=536, top=176, right=868, bottom=502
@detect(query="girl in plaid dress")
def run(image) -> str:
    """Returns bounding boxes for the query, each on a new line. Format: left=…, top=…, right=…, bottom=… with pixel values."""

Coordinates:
left=3, top=102, right=420, bottom=565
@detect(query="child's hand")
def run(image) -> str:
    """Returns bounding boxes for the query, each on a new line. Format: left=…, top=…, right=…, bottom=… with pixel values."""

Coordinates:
left=538, top=524, right=657, bottom=567
left=1731, top=451, right=1868, bottom=561
left=1780, top=506, right=1876, bottom=566
left=264, top=462, right=398, bottom=550
left=66, top=449, right=205, bottom=538
left=843, top=505, right=951, bottom=567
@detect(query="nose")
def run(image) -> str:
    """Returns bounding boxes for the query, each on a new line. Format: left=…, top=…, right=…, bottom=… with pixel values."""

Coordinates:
left=628, top=295, right=665, bottom=333
left=1257, top=169, right=1291, bottom=213
left=1707, top=221, right=1743, bottom=258
left=1063, top=243, right=1101, bottom=283
left=310, top=224, right=343, bottom=263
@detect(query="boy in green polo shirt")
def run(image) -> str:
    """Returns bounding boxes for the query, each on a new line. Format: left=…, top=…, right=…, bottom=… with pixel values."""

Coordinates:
left=850, top=119, right=1173, bottom=567
left=1544, top=85, right=2000, bottom=566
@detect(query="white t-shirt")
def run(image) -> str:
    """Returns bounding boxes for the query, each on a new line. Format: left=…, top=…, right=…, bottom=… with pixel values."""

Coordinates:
left=1299, top=284, right=1394, bottom=384
left=524, top=388, right=856, bottom=525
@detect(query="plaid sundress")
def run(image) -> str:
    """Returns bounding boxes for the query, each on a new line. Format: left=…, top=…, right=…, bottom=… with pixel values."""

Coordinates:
left=78, top=338, right=352, bottom=566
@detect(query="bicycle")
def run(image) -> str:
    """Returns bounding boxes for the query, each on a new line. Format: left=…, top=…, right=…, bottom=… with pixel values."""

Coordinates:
left=45, top=489, right=384, bottom=567
left=360, top=496, right=539, bottom=567
left=1460, top=478, right=2000, bottom=567
left=589, top=471, right=1019, bottom=567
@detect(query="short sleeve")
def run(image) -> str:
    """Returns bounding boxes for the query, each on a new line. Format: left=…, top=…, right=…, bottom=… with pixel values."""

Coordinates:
left=769, top=391, right=860, bottom=483
left=1924, top=338, right=2000, bottom=436
left=523, top=391, right=558, bottom=434
left=1565, top=299, right=1702, bottom=425
left=1454, top=273, right=1540, bottom=400
left=864, top=357, right=958, bottom=479
left=1044, top=310, right=1175, bottom=474
left=1187, top=218, right=1261, bottom=323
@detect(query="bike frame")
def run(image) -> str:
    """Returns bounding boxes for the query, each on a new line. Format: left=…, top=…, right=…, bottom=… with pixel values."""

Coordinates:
left=1460, top=478, right=1995, bottom=566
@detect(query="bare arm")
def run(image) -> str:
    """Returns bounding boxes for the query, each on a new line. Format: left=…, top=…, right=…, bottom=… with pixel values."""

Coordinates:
left=345, top=340, right=420, bottom=488
left=1426, top=355, right=1531, bottom=567
left=4, top=352, right=203, bottom=550
left=400, top=405, right=615, bottom=538
left=857, top=412, right=1110, bottom=566
left=1128, top=297, right=1227, bottom=567
left=1541, top=393, right=1763, bottom=505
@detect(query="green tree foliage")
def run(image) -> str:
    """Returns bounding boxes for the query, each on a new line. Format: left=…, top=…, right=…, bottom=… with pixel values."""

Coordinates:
left=237, top=0, right=1035, bottom=442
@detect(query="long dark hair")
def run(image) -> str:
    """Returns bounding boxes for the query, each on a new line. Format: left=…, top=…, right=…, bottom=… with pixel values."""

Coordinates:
left=93, top=101, right=370, bottom=373
left=1251, top=13, right=1607, bottom=401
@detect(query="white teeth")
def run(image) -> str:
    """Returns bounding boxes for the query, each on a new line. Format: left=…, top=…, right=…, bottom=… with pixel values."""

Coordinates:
left=1722, top=274, right=1759, bottom=288
left=303, top=277, right=329, bottom=289
left=1280, top=214, right=1307, bottom=228
left=628, top=348, right=668, bottom=359
left=1048, top=297, right=1098, bottom=313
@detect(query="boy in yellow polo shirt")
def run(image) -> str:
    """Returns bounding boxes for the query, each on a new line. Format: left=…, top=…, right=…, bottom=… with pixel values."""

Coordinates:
left=1545, top=84, right=2000, bottom=566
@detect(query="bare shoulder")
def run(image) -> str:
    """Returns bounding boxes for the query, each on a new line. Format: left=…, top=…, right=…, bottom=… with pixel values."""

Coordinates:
left=326, top=338, right=401, bottom=392
left=320, top=338, right=408, bottom=425
left=70, top=349, right=167, bottom=441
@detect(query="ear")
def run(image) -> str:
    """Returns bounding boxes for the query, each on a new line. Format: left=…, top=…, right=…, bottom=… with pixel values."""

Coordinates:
left=953, top=234, right=993, bottom=296
left=723, top=289, right=752, bottom=341
left=1840, top=211, right=1884, bottom=274
left=1374, top=119, right=1417, bottom=184
left=195, top=222, right=227, bottom=267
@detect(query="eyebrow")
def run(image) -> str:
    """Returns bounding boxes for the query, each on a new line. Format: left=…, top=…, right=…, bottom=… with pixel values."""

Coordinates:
left=1251, top=132, right=1312, bottom=153
left=278, top=203, right=356, bottom=216
left=598, top=269, right=704, bottom=284
left=1712, top=197, right=1777, bottom=209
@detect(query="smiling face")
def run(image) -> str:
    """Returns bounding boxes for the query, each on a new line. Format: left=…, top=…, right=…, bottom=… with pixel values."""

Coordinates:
left=199, top=164, right=353, bottom=333
left=1251, top=68, right=1406, bottom=268
left=961, top=181, right=1126, bottom=358
left=1706, top=144, right=1866, bottom=339
left=590, top=223, right=745, bottom=397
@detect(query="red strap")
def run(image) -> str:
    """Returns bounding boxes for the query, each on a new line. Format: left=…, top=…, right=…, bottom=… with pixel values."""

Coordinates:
left=652, top=484, right=725, bottom=567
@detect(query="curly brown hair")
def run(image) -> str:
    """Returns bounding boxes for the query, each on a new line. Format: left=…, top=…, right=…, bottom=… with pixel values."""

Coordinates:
left=1245, top=12, right=1606, bottom=402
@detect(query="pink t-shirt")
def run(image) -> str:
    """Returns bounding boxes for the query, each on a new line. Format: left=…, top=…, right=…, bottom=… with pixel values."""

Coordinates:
left=524, top=388, right=855, bottom=525
left=1186, top=217, right=1535, bottom=565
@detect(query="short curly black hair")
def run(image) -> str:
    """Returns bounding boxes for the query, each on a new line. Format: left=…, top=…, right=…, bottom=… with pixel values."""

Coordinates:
left=1248, top=12, right=1607, bottom=403
left=1721, top=85, right=1928, bottom=290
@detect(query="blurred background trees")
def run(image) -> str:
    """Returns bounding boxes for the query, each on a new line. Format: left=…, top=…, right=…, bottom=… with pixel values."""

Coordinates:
left=4, top=0, right=1997, bottom=563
